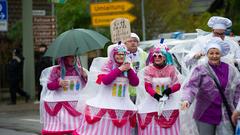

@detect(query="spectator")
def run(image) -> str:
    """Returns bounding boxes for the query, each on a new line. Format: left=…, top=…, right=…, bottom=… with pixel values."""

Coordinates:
left=7, top=48, right=29, bottom=105
left=35, top=44, right=52, bottom=102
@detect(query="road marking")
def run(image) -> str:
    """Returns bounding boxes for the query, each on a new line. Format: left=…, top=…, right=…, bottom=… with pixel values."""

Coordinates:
left=20, top=118, right=40, bottom=122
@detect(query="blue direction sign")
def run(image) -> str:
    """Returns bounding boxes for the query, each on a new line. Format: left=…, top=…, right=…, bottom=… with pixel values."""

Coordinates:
left=0, top=0, right=8, bottom=20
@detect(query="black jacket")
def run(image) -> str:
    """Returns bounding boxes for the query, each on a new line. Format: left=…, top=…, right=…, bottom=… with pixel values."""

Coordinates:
left=7, top=56, right=24, bottom=81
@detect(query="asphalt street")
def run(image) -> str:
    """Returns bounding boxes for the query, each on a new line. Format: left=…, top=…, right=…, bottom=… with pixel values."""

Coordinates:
left=0, top=101, right=41, bottom=135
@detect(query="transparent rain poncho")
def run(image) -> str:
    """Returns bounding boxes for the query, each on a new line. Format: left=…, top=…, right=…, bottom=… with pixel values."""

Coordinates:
left=135, top=41, right=183, bottom=135
left=39, top=56, right=88, bottom=126
left=183, top=33, right=240, bottom=71
left=180, top=61, right=240, bottom=135
left=75, top=42, right=137, bottom=127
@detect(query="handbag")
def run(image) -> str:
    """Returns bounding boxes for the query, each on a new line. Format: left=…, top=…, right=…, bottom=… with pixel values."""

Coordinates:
left=206, top=64, right=236, bottom=133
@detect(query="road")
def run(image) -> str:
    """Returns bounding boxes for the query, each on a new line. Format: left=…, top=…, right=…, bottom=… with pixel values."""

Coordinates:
left=0, top=128, right=38, bottom=135
left=0, top=101, right=41, bottom=135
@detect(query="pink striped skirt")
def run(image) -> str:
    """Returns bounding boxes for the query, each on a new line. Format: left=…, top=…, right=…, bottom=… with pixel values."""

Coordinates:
left=137, top=110, right=180, bottom=135
left=42, top=101, right=83, bottom=135
left=73, top=105, right=136, bottom=135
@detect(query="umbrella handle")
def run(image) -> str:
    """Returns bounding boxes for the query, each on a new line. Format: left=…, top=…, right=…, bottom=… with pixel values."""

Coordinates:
left=76, top=56, right=88, bottom=85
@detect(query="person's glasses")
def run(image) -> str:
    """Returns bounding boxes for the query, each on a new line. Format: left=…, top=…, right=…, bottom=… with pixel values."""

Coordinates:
left=153, top=54, right=163, bottom=58
left=213, top=31, right=225, bottom=37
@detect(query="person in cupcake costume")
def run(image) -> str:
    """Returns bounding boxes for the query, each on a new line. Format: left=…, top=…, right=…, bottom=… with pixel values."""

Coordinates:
left=40, top=55, right=87, bottom=135
left=136, top=41, right=182, bottom=135
left=73, top=42, right=139, bottom=135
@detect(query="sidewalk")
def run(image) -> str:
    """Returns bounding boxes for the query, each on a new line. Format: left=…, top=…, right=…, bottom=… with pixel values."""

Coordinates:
left=0, top=100, right=39, bottom=113
left=0, top=100, right=41, bottom=134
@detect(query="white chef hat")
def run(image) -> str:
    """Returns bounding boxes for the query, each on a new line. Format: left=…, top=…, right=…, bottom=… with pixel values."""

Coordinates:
left=207, top=16, right=232, bottom=30
left=204, top=37, right=230, bottom=56
left=130, top=33, right=140, bottom=42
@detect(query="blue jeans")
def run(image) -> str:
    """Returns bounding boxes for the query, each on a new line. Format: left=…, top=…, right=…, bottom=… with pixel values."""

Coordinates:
left=236, top=120, right=240, bottom=135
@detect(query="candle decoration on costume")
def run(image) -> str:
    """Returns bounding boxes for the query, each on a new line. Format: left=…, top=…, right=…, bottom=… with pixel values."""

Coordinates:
left=112, top=83, right=128, bottom=97
left=76, top=80, right=80, bottom=90
left=70, top=80, right=74, bottom=90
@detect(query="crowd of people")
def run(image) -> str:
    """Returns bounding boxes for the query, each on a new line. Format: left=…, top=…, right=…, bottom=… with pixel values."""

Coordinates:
left=36, top=16, right=240, bottom=135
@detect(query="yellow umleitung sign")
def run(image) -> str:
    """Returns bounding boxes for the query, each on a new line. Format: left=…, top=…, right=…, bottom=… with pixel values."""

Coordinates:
left=91, top=13, right=136, bottom=27
left=90, top=1, right=134, bottom=14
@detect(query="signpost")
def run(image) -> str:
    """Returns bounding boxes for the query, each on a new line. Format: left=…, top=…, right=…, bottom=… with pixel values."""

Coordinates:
left=0, top=0, right=8, bottom=31
left=32, top=10, right=46, bottom=16
left=90, top=1, right=136, bottom=27
left=92, top=13, right=135, bottom=27
left=50, top=0, right=66, bottom=4
left=90, top=1, right=134, bottom=14
left=33, top=16, right=56, bottom=50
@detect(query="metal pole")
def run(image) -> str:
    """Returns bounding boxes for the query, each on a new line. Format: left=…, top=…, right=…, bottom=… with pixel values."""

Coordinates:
left=22, top=0, right=35, bottom=99
left=141, top=0, right=146, bottom=41
left=51, top=1, right=56, bottom=65
left=51, top=2, right=55, bottom=16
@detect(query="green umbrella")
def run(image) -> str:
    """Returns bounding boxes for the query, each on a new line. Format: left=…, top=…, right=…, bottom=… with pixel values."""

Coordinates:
left=45, top=28, right=110, bottom=58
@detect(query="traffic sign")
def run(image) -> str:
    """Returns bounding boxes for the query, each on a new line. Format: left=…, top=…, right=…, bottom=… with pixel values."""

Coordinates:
left=34, top=37, right=55, bottom=46
left=91, top=13, right=136, bottom=27
left=33, top=16, right=56, bottom=46
left=33, top=16, right=56, bottom=23
left=33, top=24, right=56, bottom=30
left=32, top=10, right=46, bottom=16
left=50, top=0, right=66, bottom=4
left=90, top=1, right=134, bottom=14
left=0, top=0, right=8, bottom=31
left=0, top=0, right=8, bottom=20
left=33, top=31, right=56, bottom=37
